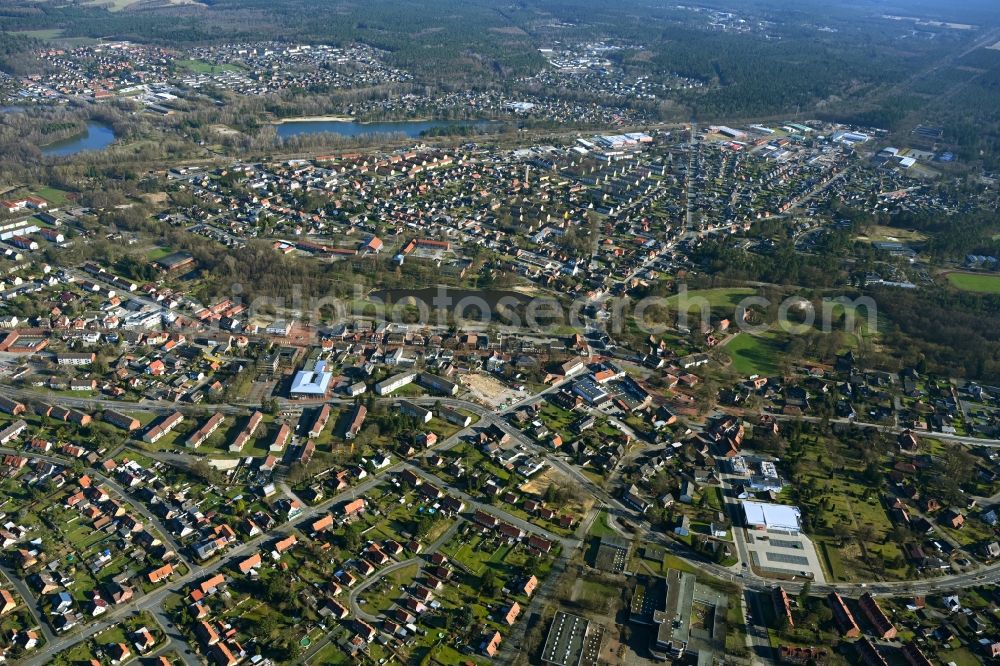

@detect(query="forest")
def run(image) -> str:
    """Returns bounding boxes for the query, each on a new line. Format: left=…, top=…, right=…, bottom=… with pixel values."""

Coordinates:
left=875, top=287, right=1000, bottom=380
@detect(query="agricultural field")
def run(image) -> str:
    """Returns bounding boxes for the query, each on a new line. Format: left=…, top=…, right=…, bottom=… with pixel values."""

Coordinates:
left=86, top=0, right=204, bottom=12
left=7, top=29, right=65, bottom=41
left=946, top=271, right=1000, bottom=294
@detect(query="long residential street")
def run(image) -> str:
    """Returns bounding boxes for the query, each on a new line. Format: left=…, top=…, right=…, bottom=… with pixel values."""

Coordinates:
left=3, top=382, right=1000, bottom=664
left=7, top=397, right=584, bottom=664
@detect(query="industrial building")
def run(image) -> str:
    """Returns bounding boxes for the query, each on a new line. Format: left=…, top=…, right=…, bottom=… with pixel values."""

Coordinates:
left=740, top=500, right=802, bottom=533
left=572, top=376, right=610, bottom=405
left=542, top=610, right=590, bottom=666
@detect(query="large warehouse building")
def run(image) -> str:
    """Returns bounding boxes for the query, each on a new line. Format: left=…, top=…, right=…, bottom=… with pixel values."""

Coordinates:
left=740, top=500, right=802, bottom=533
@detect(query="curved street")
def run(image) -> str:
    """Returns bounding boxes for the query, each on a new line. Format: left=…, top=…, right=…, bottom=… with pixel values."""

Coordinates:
left=2, top=382, right=998, bottom=664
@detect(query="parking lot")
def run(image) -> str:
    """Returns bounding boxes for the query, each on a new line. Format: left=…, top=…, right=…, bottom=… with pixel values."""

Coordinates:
left=743, top=529, right=827, bottom=583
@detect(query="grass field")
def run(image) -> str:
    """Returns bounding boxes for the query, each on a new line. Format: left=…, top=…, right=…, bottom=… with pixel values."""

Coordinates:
left=947, top=272, right=1000, bottom=294
left=309, top=643, right=351, bottom=665
left=666, top=287, right=757, bottom=311
left=177, top=59, right=244, bottom=74
left=724, top=331, right=784, bottom=376
left=8, top=29, right=64, bottom=40
left=35, top=186, right=73, bottom=206
left=145, top=246, right=173, bottom=261
left=855, top=225, right=927, bottom=243
left=85, top=0, right=204, bottom=11
left=587, top=510, right=618, bottom=539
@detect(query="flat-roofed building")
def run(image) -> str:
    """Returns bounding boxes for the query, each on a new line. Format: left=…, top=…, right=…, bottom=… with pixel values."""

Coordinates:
left=741, top=500, right=802, bottom=533
left=542, top=610, right=590, bottom=666
left=57, top=352, right=95, bottom=366
left=595, top=536, right=629, bottom=574
left=289, top=360, right=333, bottom=398
left=652, top=568, right=695, bottom=659
left=572, top=377, right=610, bottom=405
left=154, top=251, right=195, bottom=273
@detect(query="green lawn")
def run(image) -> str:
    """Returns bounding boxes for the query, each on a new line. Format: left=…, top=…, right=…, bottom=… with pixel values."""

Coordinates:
left=818, top=541, right=846, bottom=581
left=309, top=642, right=352, bottom=665
left=666, top=287, right=757, bottom=309
left=947, top=272, right=1000, bottom=294
left=8, top=29, right=64, bottom=40
left=145, top=246, right=173, bottom=261
left=538, top=402, right=576, bottom=432
left=432, top=644, right=491, bottom=665
left=724, top=331, right=783, bottom=376
left=662, top=554, right=700, bottom=576
left=444, top=535, right=493, bottom=575
left=177, top=59, right=244, bottom=74
left=587, top=510, right=618, bottom=539
left=360, top=562, right=420, bottom=614
left=35, top=186, right=73, bottom=206
left=944, top=647, right=987, bottom=666
left=705, top=487, right=724, bottom=512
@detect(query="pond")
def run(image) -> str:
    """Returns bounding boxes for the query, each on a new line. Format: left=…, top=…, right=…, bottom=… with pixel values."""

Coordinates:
left=41, top=121, right=116, bottom=157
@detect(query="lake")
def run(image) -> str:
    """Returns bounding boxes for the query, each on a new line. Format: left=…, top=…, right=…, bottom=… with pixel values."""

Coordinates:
left=41, top=121, right=116, bottom=157
left=275, top=118, right=496, bottom=140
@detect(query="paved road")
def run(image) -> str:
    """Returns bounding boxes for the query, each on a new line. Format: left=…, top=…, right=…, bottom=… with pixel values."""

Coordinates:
left=0, top=445, right=192, bottom=567
left=7, top=382, right=999, bottom=451
left=94, top=470, right=193, bottom=568
left=6, top=382, right=1000, bottom=662
left=19, top=467, right=400, bottom=666
left=15, top=416, right=578, bottom=662
left=346, top=519, right=463, bottom=623
left=742, top=588, right=775, bottom=666
left=148, top=603, right=202, bottom=666
left=0, top=563, right=55, bottom=644
left=766, top=410, right=1000, bottom=448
